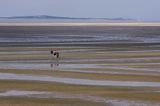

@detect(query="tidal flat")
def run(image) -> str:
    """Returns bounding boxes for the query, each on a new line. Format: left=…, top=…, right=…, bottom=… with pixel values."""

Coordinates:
left=0, top=24, right=160, bottom=106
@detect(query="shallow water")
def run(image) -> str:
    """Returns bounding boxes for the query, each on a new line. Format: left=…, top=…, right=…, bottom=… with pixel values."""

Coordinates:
left=0, top=61, right=160, bottom=73
left=0, top=73, right=160, bottom=87
left=1, top=62, right=159, bottom=76
left=1, top=26, right=160, bottom=48
left=1, top=29, right=160, bottom=44
left=0, top=90, right=47, bottom=96
left=0, top=62, right=102, bottom=70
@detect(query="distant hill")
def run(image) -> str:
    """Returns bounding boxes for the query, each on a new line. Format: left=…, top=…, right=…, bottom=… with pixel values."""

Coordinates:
left=0, top=15, right=135, bottom=21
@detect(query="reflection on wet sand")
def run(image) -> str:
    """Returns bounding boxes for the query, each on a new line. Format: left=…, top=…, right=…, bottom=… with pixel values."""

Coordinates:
left=50, top=60, right=59, bottom=71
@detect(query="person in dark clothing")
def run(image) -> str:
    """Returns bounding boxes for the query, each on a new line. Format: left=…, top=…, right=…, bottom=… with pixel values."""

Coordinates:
left=56, top=52, right=59, bottom=58
left=50, top=50, right=59, bottom=58
left=51, top=50, right=53, bottom=54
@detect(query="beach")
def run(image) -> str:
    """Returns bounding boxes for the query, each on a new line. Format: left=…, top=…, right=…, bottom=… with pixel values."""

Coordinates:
left=0, top=23, right=160, bottom=106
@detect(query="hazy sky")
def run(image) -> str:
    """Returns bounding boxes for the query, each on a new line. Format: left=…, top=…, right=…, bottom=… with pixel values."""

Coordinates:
left=0, top=0, right=160, bottom=21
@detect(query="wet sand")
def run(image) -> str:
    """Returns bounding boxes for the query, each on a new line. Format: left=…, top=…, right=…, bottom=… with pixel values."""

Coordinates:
left=0, top=25, right=160, bottom=106
left=1, top=90, right=159, bottom=106
left=1, top=72, right=160, bottom=87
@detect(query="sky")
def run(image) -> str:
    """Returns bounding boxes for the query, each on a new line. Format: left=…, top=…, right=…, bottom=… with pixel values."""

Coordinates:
left=0, top=0, right=160, bottom=21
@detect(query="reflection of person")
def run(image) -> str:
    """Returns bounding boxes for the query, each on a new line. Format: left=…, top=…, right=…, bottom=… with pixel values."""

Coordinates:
left=50, top=60, right=59, bottom=71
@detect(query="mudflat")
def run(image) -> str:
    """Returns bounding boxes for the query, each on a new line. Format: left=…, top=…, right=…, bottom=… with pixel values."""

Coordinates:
left=0, top=24, right=160, bottom=106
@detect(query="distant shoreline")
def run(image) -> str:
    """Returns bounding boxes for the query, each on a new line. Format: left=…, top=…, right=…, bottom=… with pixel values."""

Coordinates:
left=0, top=22, right=160, bottom=26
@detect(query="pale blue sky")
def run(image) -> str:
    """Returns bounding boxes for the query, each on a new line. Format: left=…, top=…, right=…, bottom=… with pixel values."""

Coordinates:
left=0, top=0, right=160, bottom=21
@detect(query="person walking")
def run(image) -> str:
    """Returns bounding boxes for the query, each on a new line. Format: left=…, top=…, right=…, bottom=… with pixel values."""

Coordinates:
left=50, top=50, right=59, bottom=58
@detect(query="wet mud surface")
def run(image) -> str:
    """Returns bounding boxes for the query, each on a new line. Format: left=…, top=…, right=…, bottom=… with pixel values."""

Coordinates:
left=0, top=26, right=160, bottom=106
